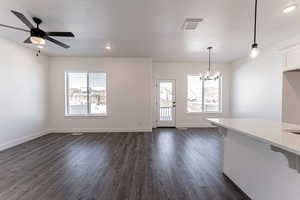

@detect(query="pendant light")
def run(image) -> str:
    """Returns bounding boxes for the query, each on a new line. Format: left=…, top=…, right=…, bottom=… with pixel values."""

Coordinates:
left=204, top=46, right=220, bottom=80
left=250, top=0, right=259, bottom=58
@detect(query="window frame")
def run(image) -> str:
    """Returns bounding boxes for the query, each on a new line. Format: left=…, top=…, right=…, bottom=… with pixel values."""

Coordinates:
left=186, top=74, right=222, bottom=114
left=64, top=71, right=108, bottom=117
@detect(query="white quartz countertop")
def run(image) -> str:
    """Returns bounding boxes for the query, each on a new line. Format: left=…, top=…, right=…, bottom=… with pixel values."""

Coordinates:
left=207, top=118, right=300, bottom=155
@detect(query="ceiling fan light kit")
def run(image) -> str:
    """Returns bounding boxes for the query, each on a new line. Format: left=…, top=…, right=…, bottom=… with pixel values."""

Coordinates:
left=37, top=45, right=44, bottom=49
left=30, top=36, right=45, bottom=45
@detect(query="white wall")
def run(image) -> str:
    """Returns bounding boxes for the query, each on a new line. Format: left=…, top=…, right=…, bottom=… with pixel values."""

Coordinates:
left=231, top=47, right=283, bottom=120
left=48, top=57, right=153, bottom=132
left=0, top=38, right=49, bottom=150
left=152, top=62, right=231, bottom=127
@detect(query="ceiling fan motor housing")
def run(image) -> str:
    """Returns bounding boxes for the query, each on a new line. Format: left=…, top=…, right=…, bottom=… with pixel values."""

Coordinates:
left=31, top=28, right=46, bottom=39
left=31, top=17, right=45, bottom=38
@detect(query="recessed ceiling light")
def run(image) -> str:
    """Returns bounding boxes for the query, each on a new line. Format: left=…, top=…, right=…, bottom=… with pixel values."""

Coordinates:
left=37, top=45, right=44, bottom=49
left=283, top=4, right=298, bottom=13
left=105, top=44, right=111, bottom=51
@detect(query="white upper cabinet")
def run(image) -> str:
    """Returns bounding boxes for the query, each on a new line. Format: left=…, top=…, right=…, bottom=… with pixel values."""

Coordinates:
left=283, top=47, right=300, bottom=72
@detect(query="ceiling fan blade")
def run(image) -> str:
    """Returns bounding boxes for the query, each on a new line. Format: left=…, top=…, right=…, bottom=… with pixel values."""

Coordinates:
left=47, top=32, right=75, bottom=37
left=0, top=24, right=30, bottom=32
left=45, top=36, right=70, bottom=49
left=11, top=10, right=34, bottom=29
left=24, top=37, right=32, bottom=43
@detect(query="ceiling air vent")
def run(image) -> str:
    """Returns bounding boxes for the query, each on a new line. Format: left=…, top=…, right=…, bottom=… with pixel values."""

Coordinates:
left=182, top=18, right=203, bottom=30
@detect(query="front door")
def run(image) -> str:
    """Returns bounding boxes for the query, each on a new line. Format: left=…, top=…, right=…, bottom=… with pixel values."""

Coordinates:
left=156, top=80, right=176, bottom=127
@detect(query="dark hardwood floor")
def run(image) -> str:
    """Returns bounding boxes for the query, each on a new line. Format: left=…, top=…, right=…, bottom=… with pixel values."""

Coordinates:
left=0, top=128, right=249, bottom=200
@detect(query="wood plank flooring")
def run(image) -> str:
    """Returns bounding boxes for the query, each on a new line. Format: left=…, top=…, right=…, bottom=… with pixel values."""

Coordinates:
left=0, top=128, right=249, bottom=200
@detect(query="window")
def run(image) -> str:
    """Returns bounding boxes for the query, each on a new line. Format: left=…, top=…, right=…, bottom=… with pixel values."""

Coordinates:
left=65, top=72, right=107, bottom=116
left=203, top=77, right=221, bottom=112
left=187, top=75, right=221, bottom=113
left=187, top=75, right=203, bottom=112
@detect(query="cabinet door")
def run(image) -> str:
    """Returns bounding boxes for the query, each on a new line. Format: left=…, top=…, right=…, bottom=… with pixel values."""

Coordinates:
left=285, top=48, right=300, bottom=71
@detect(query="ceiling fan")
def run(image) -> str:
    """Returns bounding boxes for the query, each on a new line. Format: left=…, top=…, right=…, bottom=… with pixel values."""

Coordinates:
left=0, top=10, right=75, bottom=49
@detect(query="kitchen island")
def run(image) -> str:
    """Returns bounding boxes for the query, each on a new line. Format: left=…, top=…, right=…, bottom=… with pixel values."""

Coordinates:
left=207, top=118, right=300, bottom=200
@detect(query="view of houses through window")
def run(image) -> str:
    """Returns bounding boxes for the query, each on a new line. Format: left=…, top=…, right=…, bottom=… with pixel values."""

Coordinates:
left=187, top=74, right=221, bottom=113
left=65, top=72, right=107, bottom=115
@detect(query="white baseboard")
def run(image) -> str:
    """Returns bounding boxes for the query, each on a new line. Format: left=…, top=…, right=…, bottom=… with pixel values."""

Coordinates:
left=0, top=130, right=49, bottom=152
left=47, top=127, right=153, bottom=133
left=0, top=127, right=153, bottom=151
left=176, top=122, right=216, bottom=128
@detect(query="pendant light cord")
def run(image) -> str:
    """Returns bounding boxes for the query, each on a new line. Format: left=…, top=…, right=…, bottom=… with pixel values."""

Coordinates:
left=254, top=0, right=258, bottom=44
left=209, top=49, right=211, bottom=72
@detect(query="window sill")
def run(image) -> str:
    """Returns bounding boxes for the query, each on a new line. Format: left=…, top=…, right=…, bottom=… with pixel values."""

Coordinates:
left=64, top=114, right=108, bottom=118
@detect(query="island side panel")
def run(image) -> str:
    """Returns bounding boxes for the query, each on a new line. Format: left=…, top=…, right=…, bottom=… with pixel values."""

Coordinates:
left=223, top=129, right=300, bottom=200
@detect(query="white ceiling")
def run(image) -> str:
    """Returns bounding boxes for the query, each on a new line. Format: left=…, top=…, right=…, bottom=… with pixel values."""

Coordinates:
left=0, top=0, right=300, bottom=62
